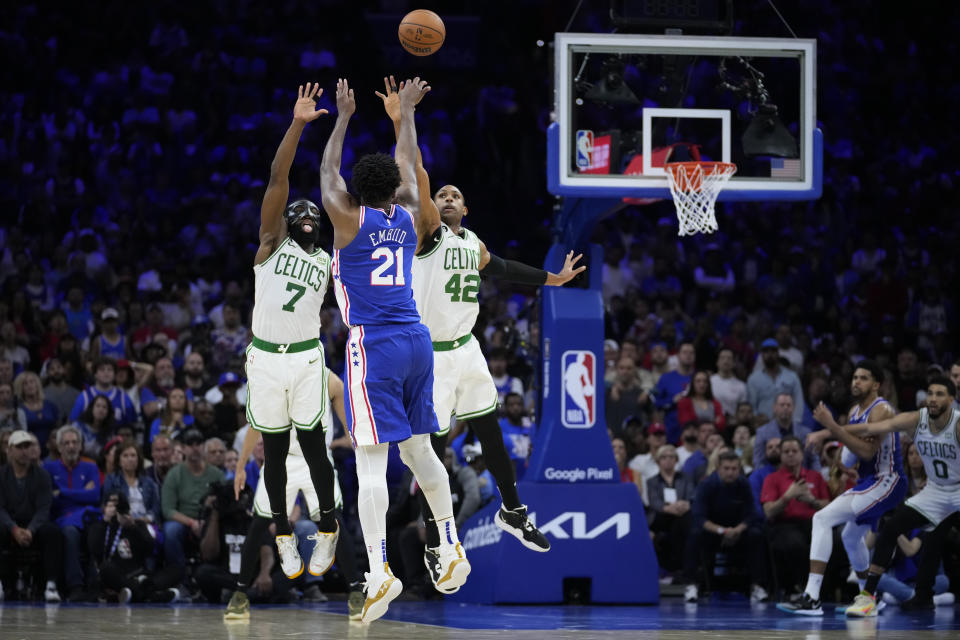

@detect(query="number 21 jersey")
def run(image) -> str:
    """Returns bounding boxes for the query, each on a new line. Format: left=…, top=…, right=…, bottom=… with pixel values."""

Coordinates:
left=332, top=204, right=421, bottom=326
left=411, top=224, right=481, bottom=342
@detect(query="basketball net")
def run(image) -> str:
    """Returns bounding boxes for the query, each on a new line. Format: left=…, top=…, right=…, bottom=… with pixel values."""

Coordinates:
left=664, top=161, right=737, bottom=236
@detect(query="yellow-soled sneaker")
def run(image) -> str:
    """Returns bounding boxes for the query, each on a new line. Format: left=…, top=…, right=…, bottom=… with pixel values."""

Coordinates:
left=436, top=542, right=471, bottom=593
left=307, top=523, right=339, bottom=576
left=360, top=563, right=403, bottom=624
left=275, top=533, right=304, bottom=578
left=223, top=590, right=250, bottom=620
left=845, top=592, right=878, bottom=618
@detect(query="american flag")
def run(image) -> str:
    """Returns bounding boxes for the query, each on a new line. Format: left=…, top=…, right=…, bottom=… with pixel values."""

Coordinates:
left=770, top=157, right=802, bottom=179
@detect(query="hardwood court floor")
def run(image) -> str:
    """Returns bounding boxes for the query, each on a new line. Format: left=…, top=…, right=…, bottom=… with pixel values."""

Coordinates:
left=1, top=598, right=958, bottom=640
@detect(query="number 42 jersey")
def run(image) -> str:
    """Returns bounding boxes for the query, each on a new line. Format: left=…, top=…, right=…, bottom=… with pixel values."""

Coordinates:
left=252, top=236, right=330, bottom=344
left=411, top=223, right=481, bottom=342
left=332, top=204, right=421, bottom=327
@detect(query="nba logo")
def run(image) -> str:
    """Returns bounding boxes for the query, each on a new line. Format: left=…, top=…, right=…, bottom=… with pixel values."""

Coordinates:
left=562, top=350, right=595, bottom=428
left=575, top=130, right=594, bottom=169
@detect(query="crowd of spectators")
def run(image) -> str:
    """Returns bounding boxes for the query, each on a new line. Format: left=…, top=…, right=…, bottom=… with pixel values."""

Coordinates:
left=3, top=0, right=960, bottom=605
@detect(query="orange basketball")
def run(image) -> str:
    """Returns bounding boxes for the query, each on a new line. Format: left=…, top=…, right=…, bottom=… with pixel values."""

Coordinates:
left=398, top=9, right=445, bottom=57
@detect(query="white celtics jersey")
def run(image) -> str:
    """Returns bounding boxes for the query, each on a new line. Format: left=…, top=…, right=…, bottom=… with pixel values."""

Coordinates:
left=411, top=224, right=481, bottom=342
left=252, top=237, right=330, bottom=344
left=288, top=368, right=334, bottom=458
left=914, top=407, right=960, bottom=487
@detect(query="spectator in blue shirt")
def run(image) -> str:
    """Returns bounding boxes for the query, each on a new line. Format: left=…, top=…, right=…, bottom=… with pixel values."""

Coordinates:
left=43, top=424, right=102, bottom=600
left=752, top=393, right=818, bottom=471
left=13, top=371, right=60, bottom=457
left=746, top=339, right=805, bottom=424
left=102, top=440, right=162, bottom=526
left=749, top=436, right=781, bottom=515
left=68, top=357, right=138, bottom=427
left=654, top=342, right=695, bottom=443
left=682, top=450, right=768, bottom=603
left=499, top=392, right=532, bottom=479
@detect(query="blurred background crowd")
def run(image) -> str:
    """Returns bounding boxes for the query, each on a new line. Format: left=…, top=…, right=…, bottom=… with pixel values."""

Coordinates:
left=2, top=0, right=960, bottom=606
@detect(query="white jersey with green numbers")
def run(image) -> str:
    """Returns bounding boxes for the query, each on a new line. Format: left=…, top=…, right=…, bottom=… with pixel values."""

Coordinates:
left=252, top=237, right=330, bottom=344
left=412, top=224, right=481, bottom=342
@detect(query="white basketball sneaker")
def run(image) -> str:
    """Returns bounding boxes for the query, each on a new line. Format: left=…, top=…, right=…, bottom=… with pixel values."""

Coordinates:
left=275, top=533, right=304, bottom=578
left=307, top=523, right=339, bottom=576
left=361, top=564, right=403, bottom=624
left=435, top=542, right=471, bottom=593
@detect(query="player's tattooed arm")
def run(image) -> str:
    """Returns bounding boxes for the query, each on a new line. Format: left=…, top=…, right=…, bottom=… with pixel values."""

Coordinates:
left=375, top=76, right=440, bottom=246
left=321, top=78, right=360, bottom=247
left=257, top=83, right=327, bottom=265
left=479, top=239, right=586, bottom=287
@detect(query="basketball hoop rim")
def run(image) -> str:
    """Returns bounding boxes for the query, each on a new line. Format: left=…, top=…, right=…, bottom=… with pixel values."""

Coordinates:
left=664, top=160, right=737, bottom=172
left=664, top=161, right=737, bottom=195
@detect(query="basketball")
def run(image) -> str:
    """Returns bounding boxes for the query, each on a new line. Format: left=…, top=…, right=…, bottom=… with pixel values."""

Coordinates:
left=398, top=9, right=445, bottom=56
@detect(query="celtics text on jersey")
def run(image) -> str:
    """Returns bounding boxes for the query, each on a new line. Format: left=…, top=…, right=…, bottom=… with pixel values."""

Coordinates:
left=412, top=224, right=482, bottom=342
left=252, top=236, right=330, bottom=344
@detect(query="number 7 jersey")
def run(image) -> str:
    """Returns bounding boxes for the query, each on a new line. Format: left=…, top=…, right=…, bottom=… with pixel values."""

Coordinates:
left=252, top=237, right=330, bottom=343
left=411, top=223, right=481, bottom=342
left=332, top=204, right=422, bottom=326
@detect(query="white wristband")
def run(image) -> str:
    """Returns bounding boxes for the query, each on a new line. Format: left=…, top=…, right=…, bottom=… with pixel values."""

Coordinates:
left=717, top=526, right=726, bottom=535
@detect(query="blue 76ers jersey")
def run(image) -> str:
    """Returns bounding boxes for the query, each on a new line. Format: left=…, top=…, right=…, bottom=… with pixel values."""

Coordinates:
left=332, top=204, right=421, bottom=326
left=849, top=397, right=903, bottom=479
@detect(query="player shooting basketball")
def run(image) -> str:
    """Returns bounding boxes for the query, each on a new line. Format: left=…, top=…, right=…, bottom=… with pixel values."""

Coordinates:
left=375, top=76, right=585, bottom=592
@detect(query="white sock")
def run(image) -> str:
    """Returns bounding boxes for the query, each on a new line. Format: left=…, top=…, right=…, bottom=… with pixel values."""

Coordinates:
left=436, top=515, right=460, bottom=548
left=805, top=573, right=824, bottom=600
left=46, top=580, right=57, bottom=589
left=857, top=579, right=866, bottom=592
left=355, top=443, right=391, bottom=575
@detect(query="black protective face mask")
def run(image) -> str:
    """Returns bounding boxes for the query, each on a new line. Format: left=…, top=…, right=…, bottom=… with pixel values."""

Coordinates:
left=289, top=223, right=320, bottom=248
left=766, top=454, right=781, bottom=466
left=684, top=434, right=698, bottom=444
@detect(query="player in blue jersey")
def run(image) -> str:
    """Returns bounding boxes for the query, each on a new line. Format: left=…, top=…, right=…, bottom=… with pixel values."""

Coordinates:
left=779, top=360, right=906, bottom=615
left=373, top=76, right=585, bottom=592
left=319, top=77, right=469, bottom=623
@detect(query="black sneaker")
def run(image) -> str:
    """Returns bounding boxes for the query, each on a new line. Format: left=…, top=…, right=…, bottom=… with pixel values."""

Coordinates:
left=899, top=595, right=935, bottom=612
left=494, top=505, right=550, bottom=552
left=776, top=592, right=823, bottom=616
left=423, top=546, right=458, bottom=594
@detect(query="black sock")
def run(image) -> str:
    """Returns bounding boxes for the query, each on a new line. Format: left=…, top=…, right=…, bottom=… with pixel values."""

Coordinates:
left=295, top=427, right=337, bottom=532
left=468, top=412, right=522, bottom=510
left=261, top=431, right=293, bottom=535
left=864, top=572, right=881, bottom=596
left=317, top=508, right=336, bottom=532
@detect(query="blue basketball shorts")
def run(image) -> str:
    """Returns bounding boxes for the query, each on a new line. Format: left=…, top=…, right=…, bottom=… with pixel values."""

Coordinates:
left=344, top=322, right=440, bottom=446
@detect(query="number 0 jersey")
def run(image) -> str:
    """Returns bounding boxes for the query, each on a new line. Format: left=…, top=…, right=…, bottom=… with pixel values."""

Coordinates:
left=914, top=407, right=960, bottom=487
left=332, top=204, right=421, bottom=326
left=411, top=224, right=482, bottom=342
left=252, top=236, right=330, bottom=344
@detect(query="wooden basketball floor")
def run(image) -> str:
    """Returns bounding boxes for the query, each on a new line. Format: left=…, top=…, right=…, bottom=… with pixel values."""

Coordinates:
left=1, top=599, right=958, bottom=639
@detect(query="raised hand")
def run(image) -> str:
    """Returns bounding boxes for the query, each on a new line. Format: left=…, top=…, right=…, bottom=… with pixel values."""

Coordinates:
left=375, top=75, right=402, bottom=122
left=547, top=251, right=587, bottom=286
left=336, top=78, right=356, bottom=118
left=398, top=76, right=430, bottom=109
left=293, top=82, right=329, bottom=123
left=812, top=402, right=838, bottom=431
